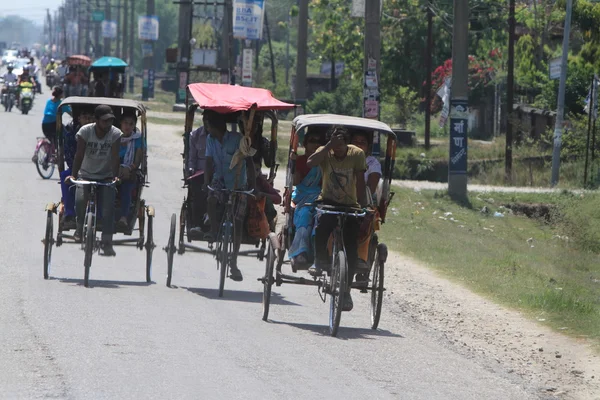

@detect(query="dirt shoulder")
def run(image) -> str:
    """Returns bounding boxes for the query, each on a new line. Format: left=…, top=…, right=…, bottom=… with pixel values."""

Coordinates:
left=147, top=121, right=600, bottom=400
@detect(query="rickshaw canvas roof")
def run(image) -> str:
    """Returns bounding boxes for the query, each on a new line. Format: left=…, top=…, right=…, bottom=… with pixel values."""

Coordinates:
left=293, top=114, right=395, bottom=136
left=67, top=54, right=92, bottom=66
left=187, top=83, right=295, bottom=113
left=59, top=96, right=146, bottom=113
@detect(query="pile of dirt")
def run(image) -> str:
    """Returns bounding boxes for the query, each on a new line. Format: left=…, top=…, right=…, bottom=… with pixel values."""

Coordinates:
left=504, top=202, right=558, bottom=222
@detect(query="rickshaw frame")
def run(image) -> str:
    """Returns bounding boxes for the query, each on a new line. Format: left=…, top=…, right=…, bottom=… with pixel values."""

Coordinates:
left=260, top=114, right=397, bottom=335
left=164, top=83, right=296, bottom=294
left=41, top=96, right=156, bottom=285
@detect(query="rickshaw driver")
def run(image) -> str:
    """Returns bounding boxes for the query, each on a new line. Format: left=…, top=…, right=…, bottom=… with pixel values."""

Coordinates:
left=66, top=105, right=123, bottom=256
left=202, top=110, right=256, bottom=282
left=187, top=124, right=208, bottom=235
left=306, top=126, right=368, bottom=312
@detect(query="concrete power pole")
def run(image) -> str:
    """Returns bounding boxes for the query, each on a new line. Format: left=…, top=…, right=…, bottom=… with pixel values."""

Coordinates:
left=448, top=0, right=469, bottom=199
left=104, top=0, right=112, bottom=56
left=128, top=0, right=135, bottom=92
left=550, top=0, right=574, bottom=185
left=122, top=0, right=128, bottom=61
left=94, top=0, right=101, bottom=57
left=363, top=0, right=381, bottom=126
left=176, top=0, right=192, bottom=103
left=116, top=0, right=122, bottom=58
left=295, top=0, right=308, bottom=108
left=505, top=0, right=516, bottom=182
left=424, top=5, right=433, bottom=149
left=141, top=0, right=155, bottom=100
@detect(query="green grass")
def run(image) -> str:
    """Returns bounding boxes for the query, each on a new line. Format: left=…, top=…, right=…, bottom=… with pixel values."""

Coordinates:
left=147, top=116, right=185, bottom=126
left=379, top=188, right=600, bottom=347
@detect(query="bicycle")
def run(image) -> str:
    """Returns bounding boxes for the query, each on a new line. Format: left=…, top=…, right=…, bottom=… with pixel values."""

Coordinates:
left=69, top=178, right=117, bottom=287
left=32, top=137, right=56, bottom=179
left=314, top=204, right=367, bottom=336
left=207, top=185, right=255, bottom=297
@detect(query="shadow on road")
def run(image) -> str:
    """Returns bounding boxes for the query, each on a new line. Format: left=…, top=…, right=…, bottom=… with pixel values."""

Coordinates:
left=268, top=320, right=404, bottom=340
left=54, top=277, right=154, bottom=289
left=185, top=287, right=300, bottom=306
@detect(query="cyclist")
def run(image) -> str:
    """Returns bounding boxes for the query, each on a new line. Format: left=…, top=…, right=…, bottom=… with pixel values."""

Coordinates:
left=203, top=110, right=256, bottom=282
left=306, top=126, right=368, bottom=312
left=41, top=86, right=64, bottom=147
left=67, top=105, right=123, bottom=256
left=28, top=57, right=42, bottom=93
left=187, top=125, right=208, bottom=235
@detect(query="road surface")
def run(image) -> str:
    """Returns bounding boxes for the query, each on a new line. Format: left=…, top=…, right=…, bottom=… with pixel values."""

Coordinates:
left=0, top=94, right=554, bottom=399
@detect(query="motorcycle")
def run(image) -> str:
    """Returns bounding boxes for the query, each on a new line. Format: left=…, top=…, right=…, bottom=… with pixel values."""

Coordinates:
left=1, top=82, right=18, bottom=112
left=46, top=69, right=57, bottom=89
left=18, top=82, right=34, bottom=115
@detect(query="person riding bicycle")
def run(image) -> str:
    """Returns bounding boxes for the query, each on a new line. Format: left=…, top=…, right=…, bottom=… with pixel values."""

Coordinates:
left=67, top=105, right=123, bottom=256
left=187, top=124, right=208, bottom=236
left=203, top=110, right=256, bottom=282
left=59, top=108, right=95, bottom=229
left=28, top=57, right=42, bottom=93
left=1, top=64, right=17, bottom=99
left=306, top=126, right=368, bottom=312
left=40, top=86, right=65, bottom=147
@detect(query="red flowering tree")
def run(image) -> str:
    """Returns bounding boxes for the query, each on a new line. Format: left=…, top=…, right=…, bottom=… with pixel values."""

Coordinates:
left=429, top=50, right=501, bottom=113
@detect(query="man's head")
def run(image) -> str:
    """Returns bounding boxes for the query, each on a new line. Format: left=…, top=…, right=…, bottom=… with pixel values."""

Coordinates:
left=7, top=65, right=13, bottom=73
left=351, top=131, right=370, bottom=155
left=120, top=113, right=137, bottom=136
left=202, top=110, right=227, bottom=136
left=78, top=108, right=94, bottom=126
left=50, top=58, right=55, bottom=64
left=94, top=104, right=115, bottom=133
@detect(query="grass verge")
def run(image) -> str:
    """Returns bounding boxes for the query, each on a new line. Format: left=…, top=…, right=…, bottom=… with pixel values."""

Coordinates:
left=379, top=188, right=600, bottom=347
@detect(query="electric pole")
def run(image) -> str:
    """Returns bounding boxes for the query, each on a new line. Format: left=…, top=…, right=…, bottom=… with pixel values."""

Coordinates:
left=122, top=0, right=128, bottom=61
left=295, top=0, right=308, bottom=108
left=104, top=0, right=112, bottom=56
left=116, top=0, right=122, bottom=58
left=551, top=0, right=574, bottom=186
left=448, top=0, right=469, bottom=199
left=141, top=0, right=155, bottom=100
left=505, top=0, right=515, bottom=182
left=176, top=0, right=192, bottom=103
left=94, top=0, right=101, bottom=57
left=424, top=5, right=433, bottom=149
left=363, top=0, right=381, bottom=124
left=128, top=0, right=135, bottom=92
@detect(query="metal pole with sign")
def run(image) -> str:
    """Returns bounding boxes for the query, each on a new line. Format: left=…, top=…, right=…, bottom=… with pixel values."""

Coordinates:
left=139, top=13, right=159, bottom=100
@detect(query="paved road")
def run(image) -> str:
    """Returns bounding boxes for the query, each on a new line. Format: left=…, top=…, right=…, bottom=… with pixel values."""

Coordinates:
left=0, top=96, right=542, bottom=399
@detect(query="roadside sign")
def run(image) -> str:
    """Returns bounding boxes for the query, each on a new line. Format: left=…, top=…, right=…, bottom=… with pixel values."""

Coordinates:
left=138, top=15, right=159, bottom=41
left=549, top=57, right=561, bottom=80
left=101, top=20, right=117, bottom=39
left=91, top=10, right=105, bottom=22
left=242, top=48, right=253, bottom=86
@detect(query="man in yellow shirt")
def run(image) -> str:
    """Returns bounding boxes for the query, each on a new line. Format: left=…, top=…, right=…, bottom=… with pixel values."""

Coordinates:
left=306, top=126, right=367, bottom=311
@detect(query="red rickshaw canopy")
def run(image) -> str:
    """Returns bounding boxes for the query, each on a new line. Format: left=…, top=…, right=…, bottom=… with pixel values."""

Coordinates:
left=67, top=55, right=92, bottom=67
left=187, top=83, right=295, bottom=113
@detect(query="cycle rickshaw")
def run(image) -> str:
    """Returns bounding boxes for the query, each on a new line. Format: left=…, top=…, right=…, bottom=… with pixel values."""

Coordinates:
left=41, top=97, right=156, bottom=287
left=88, top=56, right=127, bottom=98
left=64, top=54, right=91, bottom=97
left=259, top=114, right=397, bottom=336
left=164, top=83, right=295, bottom=297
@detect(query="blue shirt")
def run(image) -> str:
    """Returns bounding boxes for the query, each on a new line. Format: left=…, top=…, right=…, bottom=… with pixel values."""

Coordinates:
left=63, top=122, right=78, bottom=169
left=42, top=99, right=71, bottom=124
left=206, top=131, right=247, bottom=190
left=119, top=136, right=144, bottom=161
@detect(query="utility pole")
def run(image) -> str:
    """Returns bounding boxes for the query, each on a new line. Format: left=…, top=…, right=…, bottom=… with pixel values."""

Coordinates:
left=448, top=0, right=469, bottom=198
left=176, top=0, right=192, bottom=103
left=226, top=0, right=234, bottom=84
left=104, top=0, right=112, bottom=56
left=295, top=0, right=308, bottom=108
left=128, top=0, right=135, bottom=92
left=141, top=0, right=155, bottom=100
left=424, top=5, right=433, bottom=149
left=94, top=0, right=101, bottom=57
left=505, top=0, right=515, bottom=182
left=116, top=0, right=122, bottom=58
left=550, top=0, right=574, bottom=186
left=363, top=0, right=381, bottom=127
left=122, top=0, right=128, bottom=61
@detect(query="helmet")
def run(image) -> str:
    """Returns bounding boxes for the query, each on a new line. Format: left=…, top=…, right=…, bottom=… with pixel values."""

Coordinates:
left=50, top=58, right=55, bottom=63
left=7, top=65, right=13, bottom=71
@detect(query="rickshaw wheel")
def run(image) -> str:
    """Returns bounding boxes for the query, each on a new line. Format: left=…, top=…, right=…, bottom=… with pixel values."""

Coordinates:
left=145, top=215, right=154, bottom=283
left=217, top=223, right=232, bottom=298
left=329, top=250, right=347, bottom=337
left=43, top=210, right=54, bottom=279
left=370, top=243, right=387, bottom=330
left=83, top=212, right=94, bottom=288
left=166, top=213, right=176, bottom=287
left=262, top=234, right=276, bottom=321
left=178, top=201, right=187, bottom=253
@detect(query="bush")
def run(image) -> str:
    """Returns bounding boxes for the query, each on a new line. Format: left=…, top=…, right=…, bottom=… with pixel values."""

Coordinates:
left=305, top=78, right=362, bottom=116
left=380, top=86, right=420, bottom=128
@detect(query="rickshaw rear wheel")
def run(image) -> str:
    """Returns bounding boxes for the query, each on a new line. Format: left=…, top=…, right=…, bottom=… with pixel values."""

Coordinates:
left=83, top=212, right=94, bottom=287
left=43, top=210, right=53, bottom=279
left=145, top=215, right=154, bottom=283
left=370, top=243, right=387, bottom=330
left=166, top=213, right=176, bottom=287
left=262, top=234, right=276, bottom=321
left=178, top=201, right=187, bottom=253
left=217, top=222, right=232, bottom=298
left=329, top=250, right=347, bottom=337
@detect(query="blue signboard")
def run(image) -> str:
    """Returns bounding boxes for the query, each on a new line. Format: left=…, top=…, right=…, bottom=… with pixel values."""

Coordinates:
left=449, top=99, right=468, bottom=175
left=233, top=0, right=265, bottom=40
left=148, top=69, right=155, bottom=98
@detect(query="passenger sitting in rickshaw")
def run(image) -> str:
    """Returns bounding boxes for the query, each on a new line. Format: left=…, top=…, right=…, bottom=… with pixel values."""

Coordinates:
left=116, top=112, right=144, bottom=231
left=59, top=107, right=95, bottom=228
left=188, top=124, right=208, bottom=235
left=350, top=130, right=382, bottom=273
left=307, top=126, right=368, bottom=312
left=254, top=161, right=281, bottom=231
left=203, top=110, right=256, bottom=282
left=238, top=114, right=272, bottom=169
left=288, top=130, right=325, bottom=268
left=64, top=66, right=88, bottom=97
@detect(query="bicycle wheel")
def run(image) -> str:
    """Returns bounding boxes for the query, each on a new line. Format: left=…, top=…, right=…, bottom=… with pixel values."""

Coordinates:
left=43, top=210, right=53, bottom=279
left=83, top=212, right=94, bottom=287
left=166, top=213, right=176, bottom=287
left=262, top=235, right=276, bottom=321
left=178, top=201, right=187, bottom=252
left=145, top=215, right=154, bottom=283
left=35, top=141, right=55, bottom=179
left=217, top=223, right=231, bottom=298
left=329, top=250, right=348, bottom=337
left=370, top=244, right=386, bottom=330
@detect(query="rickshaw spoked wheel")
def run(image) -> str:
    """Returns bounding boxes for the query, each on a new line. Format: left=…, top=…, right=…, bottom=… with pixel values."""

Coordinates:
left=43, top=210, right=54, bottom=279
left=145, top=214, right=154, bottom=283
left=83, top=212, right=94, bottom=287
left=262, top=234, right=276, bottom=321
left=166, top=213, right=176, bottom=287
left=217, top=222, right=232, bottom=298
left=178, top=201, right=187, bottom=253
left=329, top=250, right=347, bottom=337
left=370, top=243, right=386, bottom=330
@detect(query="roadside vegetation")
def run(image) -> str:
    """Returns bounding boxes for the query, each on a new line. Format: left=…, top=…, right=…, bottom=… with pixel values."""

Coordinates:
left=379, top=187, right=600, bottom=347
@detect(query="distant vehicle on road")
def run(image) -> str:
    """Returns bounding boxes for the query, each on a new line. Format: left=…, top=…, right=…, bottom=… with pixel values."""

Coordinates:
left=2, top=49, right=18, bottom=66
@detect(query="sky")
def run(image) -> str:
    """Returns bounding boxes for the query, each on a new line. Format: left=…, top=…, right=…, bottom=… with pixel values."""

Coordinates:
left=0, top=0, right=63, bottom=25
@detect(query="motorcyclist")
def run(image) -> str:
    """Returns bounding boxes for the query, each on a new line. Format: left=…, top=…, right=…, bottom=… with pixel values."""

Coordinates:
left=1, top=64, right=18, bottom=103
left=45, top=58, right=57, bottom=74
left=28, top=57, right=42, bottom=94
left=16, top=66, right=35, bottom=106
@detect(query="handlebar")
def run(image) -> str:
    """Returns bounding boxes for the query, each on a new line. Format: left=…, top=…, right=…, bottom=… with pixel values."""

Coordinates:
left=313, top=204, right=368, bottom=217
left=206, top=185, right=255, bottom=197
left=69, top=179, right=117, bottom=187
